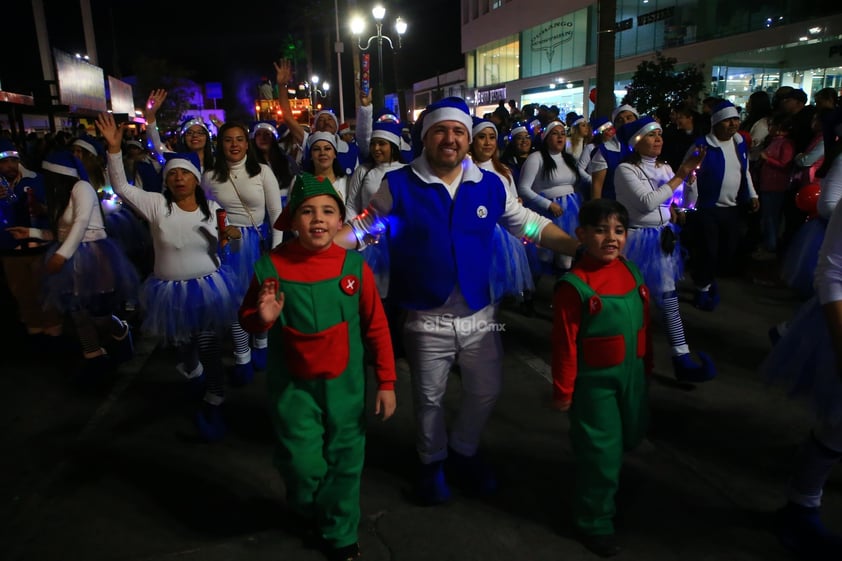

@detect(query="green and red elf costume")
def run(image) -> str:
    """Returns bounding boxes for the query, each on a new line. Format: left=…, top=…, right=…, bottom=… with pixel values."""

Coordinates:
left=552, top=253, right=653, bottom=540
left=238, top=174, right=395, bottom=557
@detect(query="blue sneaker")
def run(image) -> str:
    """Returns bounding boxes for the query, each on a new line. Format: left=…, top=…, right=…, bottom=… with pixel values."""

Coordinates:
left=673, top=351, right=717, bottom=383
left=194, top=403, right=226, bottom=442
left=252, top=346, right=268, bottom=370
left=774, top=502, right=842, bottom=560
left=415, top=460, right=452, bottom=506
left=446, top=448, right=499, bottom=496
left=229, top=361, right=254, bottom=387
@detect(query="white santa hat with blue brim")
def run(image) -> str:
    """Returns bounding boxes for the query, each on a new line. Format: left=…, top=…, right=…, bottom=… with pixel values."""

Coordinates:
left=72, top=134, right=105, bottom=159
left=509, top=124, right=528, bottom=139
left=543, top=121, right=565, bottom=138
left=611, top=104, right=639, bottom=123
left=710, top=100, right=740, bottom=126
left=307, top=131, right=338, bottom=152
left=313, top=110, right=339, bottom=132
left=0, top=139, right=20, bottom=160
left=42, top=150, right=90, bottom=182
left=571, top=115, right=587, bottom=128
left=420, top=97, right=474, bottom=141
left=162, top=152, right=202, bottom=184
left=371, top=121, right=403, bottom=148
left=250, top=121, right=280, bottom=140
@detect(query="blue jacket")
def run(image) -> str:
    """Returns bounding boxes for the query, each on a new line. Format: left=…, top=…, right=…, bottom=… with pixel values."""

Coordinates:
left=385, top=163, right=507, bottom=311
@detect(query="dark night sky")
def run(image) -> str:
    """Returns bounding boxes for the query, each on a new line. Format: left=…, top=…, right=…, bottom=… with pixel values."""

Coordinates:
left=4, top=0, right=462, bottom=120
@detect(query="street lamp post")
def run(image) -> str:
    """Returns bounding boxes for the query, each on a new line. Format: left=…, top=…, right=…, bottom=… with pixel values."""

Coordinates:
left=300, top=75, right=330, bottom=119
left=350, top=5, right=407, bottom=109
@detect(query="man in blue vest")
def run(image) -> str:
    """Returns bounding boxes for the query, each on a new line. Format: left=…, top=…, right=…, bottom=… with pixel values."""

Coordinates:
left=684, top=100, right=760, bottom=311
left=335, top=96, right=580, bottom=505
left=587, top=104, right=639, bottom=200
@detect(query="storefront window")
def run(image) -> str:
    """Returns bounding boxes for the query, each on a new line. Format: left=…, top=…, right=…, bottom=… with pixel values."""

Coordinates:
left=521, top=8, right=588, bottom=78
left=476, top=34, right=519, bottom=87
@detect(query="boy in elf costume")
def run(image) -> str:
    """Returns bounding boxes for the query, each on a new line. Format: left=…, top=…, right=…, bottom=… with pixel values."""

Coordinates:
left=238, top=172, right=396, bottom=561
left=551, top=199, right=653, bottom=558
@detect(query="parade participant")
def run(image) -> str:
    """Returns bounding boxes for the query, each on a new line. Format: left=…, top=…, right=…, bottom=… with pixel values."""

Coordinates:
left=97, top=112, right=241, bottom=441
left=238, top=173, right=396, bottom=561
left=614, top=116, right=716, bottom=383
left=517, top=120, right=582, bottom=278
left=469, top=117, right=534, bottom=307
left=304, top=132, right=348, bottom=202
left=588, top=104, right=638, bottom=200
left=761, top=195, right=842, bottom=561
left=577, top=116, right=616, bottom=200
left=500, top=121, right=533, bottom=185
left=0, top=138, right=62, bottom=345
left=143, top=89, right=216, bottom=172
left=203, top=121, right=283, bottom=385
left=551, top=198, right=651, bottom=558
left=333, top=96, right=580, bottom=505
left=9, top=149, right=138, bottom=383
left=684, top=100, right=760, bottom=311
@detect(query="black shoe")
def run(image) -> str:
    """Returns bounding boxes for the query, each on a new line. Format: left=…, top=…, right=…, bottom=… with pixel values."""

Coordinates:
left=580, top=533, right=621, bottom=557
left=446, top=448, right=498, bottom=496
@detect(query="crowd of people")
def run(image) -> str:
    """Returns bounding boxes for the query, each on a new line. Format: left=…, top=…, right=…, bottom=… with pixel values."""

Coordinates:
left=1, top=63, right=841, bottom=560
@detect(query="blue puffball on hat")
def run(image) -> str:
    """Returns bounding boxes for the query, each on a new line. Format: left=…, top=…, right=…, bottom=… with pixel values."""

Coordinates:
left=590, top=116, right=614, bottom=135
left=42, top=150, right=90, bottom=182
left=250, top=120, right=280, bottom=140
left=618, top=116, right=662, bottom=150
left=710, top=100, right=740, bottom=126
left=420, top=97, right=474, bottom=141
left=72, top=134, right=105, bottom=159
left=371, top=121, right=403, bottom=148
left=162, top=152, right=202, bottom=183
left=471, top=116, right=496, bottom=139
left=0, top=138, right=20, bottom=160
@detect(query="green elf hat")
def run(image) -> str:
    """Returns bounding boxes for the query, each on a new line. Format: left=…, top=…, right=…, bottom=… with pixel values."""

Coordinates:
left=273, top=172, right=346, bottom=231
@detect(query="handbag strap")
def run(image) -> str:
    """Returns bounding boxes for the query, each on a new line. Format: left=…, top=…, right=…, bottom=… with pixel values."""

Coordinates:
left=228, top=176, right=264, bottom=240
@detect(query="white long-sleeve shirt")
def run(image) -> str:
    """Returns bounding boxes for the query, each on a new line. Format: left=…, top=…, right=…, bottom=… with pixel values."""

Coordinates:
left=345, top=160, right=406, bottom=220
left=107, top=152, right=223, bottom=281
left=615, top=157, right=675, bottom=228
left=517, top=150, right=578, bottom=211
left=818, top=153, right=842, bottom=219
left=29, top=180, right=107, bottom=260
left=201, top=158, right=283, bottom=248
left=815, top=190, right=842, bottom=305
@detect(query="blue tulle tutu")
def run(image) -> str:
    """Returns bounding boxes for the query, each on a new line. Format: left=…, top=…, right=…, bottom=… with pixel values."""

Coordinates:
left=221, top=222, right=270, bottom=296
left=42, top=238, right=140, bottom=313
left=781, top=217, right=827, bottom=299
left=623, top=223, right=684, bottom=305
left=760, top=296, right=842, bottom=424
left=139, top=266, right=241, bottom=346
left=533, top=192, right=582, bottom=273
left=490, top=224, right=535, bottom=302
left=363, top=236, right=390, bottom=298
left=103, top=201, right=152, bottom=258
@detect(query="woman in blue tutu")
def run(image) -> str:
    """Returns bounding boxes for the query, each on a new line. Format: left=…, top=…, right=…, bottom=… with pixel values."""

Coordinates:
left=469, top=117, right=535, bottom=307
left=8, top=150, right=138, bottom=383
left=517, top=120, right=582, bottom=282
left=614, top=117, right=716, bottom=383
left=760, top=189, right=842, bottom=560
left=98, top=112, right=242, bottom=442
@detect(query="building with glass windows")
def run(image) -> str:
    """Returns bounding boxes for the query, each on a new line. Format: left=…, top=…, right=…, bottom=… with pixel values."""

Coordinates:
left=412, top=1, right=842, bottom=119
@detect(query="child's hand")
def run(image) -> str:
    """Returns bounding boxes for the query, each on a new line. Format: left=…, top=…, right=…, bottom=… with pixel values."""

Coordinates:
left=257, top=279, right=284, bottom=324
left=551, top=397, right=571, bottom=411
left=374, top=389, right=396, bottom=420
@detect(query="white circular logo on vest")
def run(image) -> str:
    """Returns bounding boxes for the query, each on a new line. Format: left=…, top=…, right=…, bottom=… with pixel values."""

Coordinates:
left=476, top=205, right=488, bottom=218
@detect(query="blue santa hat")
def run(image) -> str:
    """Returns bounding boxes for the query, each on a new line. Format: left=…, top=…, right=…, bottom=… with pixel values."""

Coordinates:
left=420, top=97, right=474, bottom=141
left=250, top=120, right=279, bottom=140
left=710, top=100, right=740, bottom=126
left=570, top=115, right=587, bottom=128
left=313, top=110, right=339, bottom=132
left=374, top=108, right=400, bottom=123
left=590, top=116, right=614, bottom=135
left=542, top=121, right=566, bottom=138
left=611, top=104, right=639, bottom=123
left=471, top=116, right=496, bottom=138
left=618, top=116, right=662, bottom=150
left=72, top=134, right=105, bottom=159
left=42, top=150, right=90, bottom=182
left=509, top=122, right=528, bottom=140
left=0, top=138, right=20, bottom=160
left=162, top=152, right=202, bottom=183
left=528, top=119, right=543, bottom=136
left=306, top=131, right=338, bottom=152
left=371, top=121, right=403, bottom=148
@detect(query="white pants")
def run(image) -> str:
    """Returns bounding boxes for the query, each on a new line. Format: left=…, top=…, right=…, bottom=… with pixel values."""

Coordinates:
left=403, top=304, right=504, bottom=464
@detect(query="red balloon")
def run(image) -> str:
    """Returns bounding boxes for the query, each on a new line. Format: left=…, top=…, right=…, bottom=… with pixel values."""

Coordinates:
left=795, top=183, right=821, bottom=217
left=589, top=88, right=598, bottom=103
